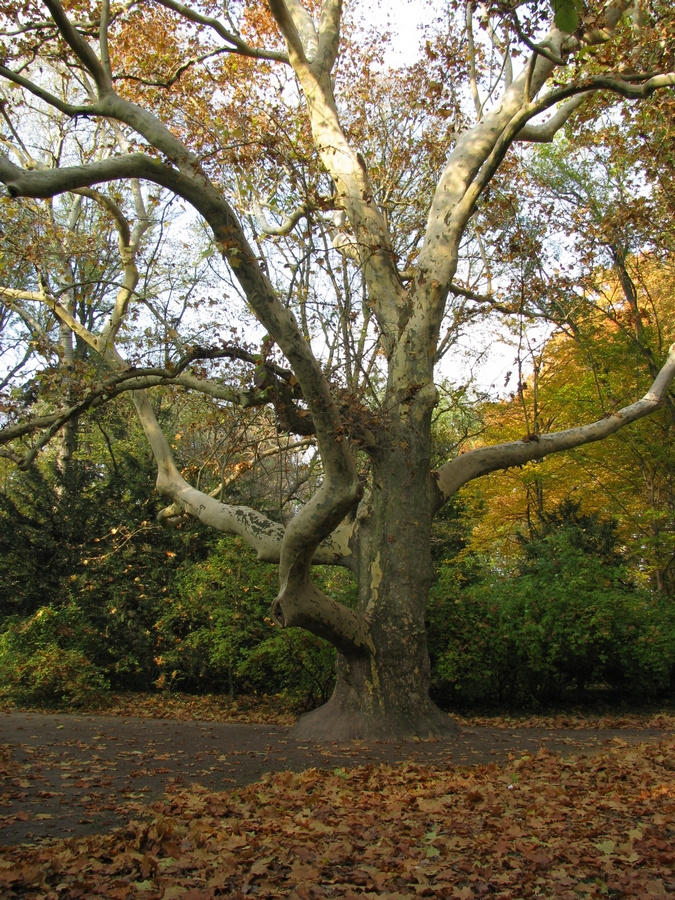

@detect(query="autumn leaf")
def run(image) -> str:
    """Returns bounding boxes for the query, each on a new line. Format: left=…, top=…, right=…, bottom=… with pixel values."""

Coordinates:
left=2, top=730, right=674, bottom=899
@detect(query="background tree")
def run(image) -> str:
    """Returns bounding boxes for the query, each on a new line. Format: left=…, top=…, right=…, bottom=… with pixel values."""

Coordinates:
left=0, top=0, right=674, bottom=738
left=427, top=500, right=675, bottom=707
left=463, top=125, right=675, bottom=596
left=0, top=398, right=213, bottom=704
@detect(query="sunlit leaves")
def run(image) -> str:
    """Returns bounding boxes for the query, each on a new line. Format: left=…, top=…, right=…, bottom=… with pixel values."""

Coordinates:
left=461, top=259, right=674, bottom=594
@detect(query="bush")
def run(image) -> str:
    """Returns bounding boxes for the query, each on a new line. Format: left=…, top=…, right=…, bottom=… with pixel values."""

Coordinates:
left=0, top=453, right=213, bottom=694
left=238, top=629, right=337, bottom=710
left=0, top=607, right=109, bottom=707
left=427, top=563, right=505, bottom=704
left=428, top=502, right=675, bottom=707
left=153, top=536, right=357, bottom=707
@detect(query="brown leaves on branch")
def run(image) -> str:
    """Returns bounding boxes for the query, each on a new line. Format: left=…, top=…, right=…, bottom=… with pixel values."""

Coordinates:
left=2, top=736, right=674, bottom=898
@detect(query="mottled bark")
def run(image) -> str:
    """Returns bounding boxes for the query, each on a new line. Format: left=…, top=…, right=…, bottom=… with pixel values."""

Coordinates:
left=294, top=397, right=457, bottom=740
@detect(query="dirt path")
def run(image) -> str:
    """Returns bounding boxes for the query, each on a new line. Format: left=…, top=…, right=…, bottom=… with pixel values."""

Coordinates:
left=0, top=710, right=668, bottom=848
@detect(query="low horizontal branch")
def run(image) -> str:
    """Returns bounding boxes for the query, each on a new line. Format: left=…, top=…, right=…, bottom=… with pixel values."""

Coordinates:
left=434, top=343, right=675, bottom=503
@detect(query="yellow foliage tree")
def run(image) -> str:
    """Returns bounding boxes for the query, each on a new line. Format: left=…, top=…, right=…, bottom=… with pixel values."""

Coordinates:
left=465, top=257, right=674, bottom=593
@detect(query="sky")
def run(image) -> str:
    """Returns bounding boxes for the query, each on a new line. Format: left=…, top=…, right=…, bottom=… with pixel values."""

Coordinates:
left=353, top=0, right=428, bottom=66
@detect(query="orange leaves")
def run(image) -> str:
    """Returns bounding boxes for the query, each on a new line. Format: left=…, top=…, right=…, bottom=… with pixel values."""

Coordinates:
left=239, top=0, right=285, bottom=48
left=102, top=691, right=296, bottom=724
left=2, top=736, right=675, bottom=897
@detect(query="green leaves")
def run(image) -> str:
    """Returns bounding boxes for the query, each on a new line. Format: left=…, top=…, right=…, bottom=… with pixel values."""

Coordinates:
left=153, top=535, right=354, bottom=707
left=550, top=0, right=582, bottom=33
left=428, top=501, right=675, bottom=707
left=0, top=595, right=109, bottom=707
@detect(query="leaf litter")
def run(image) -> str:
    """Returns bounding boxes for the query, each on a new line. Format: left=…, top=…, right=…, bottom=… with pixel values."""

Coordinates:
left=1, top=734, right=674, bottom=898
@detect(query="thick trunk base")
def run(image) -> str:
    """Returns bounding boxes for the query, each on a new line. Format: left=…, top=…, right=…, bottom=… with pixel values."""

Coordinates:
left=291, top=693, right=458, bottom=742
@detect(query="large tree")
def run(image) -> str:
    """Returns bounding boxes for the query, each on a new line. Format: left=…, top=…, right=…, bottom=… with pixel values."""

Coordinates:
left=0, top=0, right=674, bottom=739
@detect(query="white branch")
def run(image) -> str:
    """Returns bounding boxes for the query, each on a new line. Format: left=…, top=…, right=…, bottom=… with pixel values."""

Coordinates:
left=251, top=195, right=310, bottom=236
left=516, top=94, right=589, bottom=142
left=435, top=343, right=675, bottom=502
left=0, top=285, right=104, bottom=353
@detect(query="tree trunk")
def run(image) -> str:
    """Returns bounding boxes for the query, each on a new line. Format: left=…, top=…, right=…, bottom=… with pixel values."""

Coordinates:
left=292, top=647, right=455, bottom=741
left=293, top=422, right=457, bottom=741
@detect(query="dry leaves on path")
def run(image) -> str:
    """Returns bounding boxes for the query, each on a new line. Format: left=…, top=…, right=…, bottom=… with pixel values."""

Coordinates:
left=100, top=693, right=297, bottom=725
left=0, top=704, right=669, bottom=847
left=1, top=737, right=674, bottom=899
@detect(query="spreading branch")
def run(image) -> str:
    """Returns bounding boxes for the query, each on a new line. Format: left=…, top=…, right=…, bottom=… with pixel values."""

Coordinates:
left=516, top=94, right=589, bottom=142
left=152, top=0, right=288, bottom=62
left=434, top=343, right=675, bottom=503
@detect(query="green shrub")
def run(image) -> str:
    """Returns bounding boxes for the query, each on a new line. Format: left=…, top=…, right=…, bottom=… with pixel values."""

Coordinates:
left=238, top=629, right=337, bottom=709
left=154, top=536, right=357, bottom=707
left=427, top=564, right=505, bottom=704
left=428, top=502, right=675, bottom=707
left=1, top=647, right=109, bottom=707
left=0, top=607, right=109, bottom=707
left=0, top=454, right=212, bottom=694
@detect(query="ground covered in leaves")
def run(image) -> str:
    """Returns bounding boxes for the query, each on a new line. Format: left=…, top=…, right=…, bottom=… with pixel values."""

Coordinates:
left=1, top=696, right=674, bottom=898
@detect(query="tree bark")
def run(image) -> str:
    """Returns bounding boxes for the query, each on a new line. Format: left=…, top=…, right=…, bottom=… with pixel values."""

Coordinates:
left=293, top=400, right=457, bottom=741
